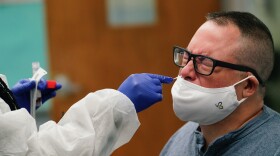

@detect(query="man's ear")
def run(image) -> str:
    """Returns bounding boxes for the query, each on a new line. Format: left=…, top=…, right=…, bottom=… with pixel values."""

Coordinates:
left=242, top=76, right=259, bottom=97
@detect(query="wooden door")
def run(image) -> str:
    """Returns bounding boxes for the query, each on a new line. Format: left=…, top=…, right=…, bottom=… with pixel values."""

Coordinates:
left=45, top=1, right=219, bottom=155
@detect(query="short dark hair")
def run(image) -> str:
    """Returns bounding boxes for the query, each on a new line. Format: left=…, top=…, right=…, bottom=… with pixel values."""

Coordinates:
left=206, top=11, right=274, bottom=85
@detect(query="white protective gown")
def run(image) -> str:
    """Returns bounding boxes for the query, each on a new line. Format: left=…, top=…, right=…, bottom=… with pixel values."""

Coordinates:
left=0, top=89, right=140, bottom=156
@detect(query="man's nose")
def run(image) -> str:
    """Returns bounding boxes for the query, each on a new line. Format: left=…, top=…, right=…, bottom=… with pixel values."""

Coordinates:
left=179, top=59, right=196, bottom=80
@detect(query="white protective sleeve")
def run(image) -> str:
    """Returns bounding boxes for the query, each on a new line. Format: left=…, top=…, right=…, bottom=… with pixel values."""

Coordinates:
left=0, top=89, right=140, bottom=156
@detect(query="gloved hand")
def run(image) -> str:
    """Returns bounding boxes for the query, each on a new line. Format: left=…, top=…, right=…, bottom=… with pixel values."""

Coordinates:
left=118, top=73, right=173, bottom=113
left=11, top=79, right=62, bottom=112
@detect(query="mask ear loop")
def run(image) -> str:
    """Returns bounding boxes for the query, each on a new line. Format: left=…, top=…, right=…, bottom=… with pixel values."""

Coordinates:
left=233, top=75, right=255, bottom=86
left=233, top=75, right=255, bottom=104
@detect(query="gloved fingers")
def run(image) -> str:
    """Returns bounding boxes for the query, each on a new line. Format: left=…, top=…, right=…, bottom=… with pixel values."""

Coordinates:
left=37, top=79, right=61, bottom=104
left=147, top=90, right=163, bottom=100
left=155, top=85, right=163, bottom=94
left=146, top=73, right=173, bottom=84
left=37, top=78, right=47, bottom=90
left=145, top=81, right=162, bottom=94
left=138, top=91, right=163, bottom=111
left=40, top=85, right=60, bottom=99
left=53, top=82, right=62, bottom=90
left=11, top=79, right=36, bottom=94
left=45, top=80, right=62, bottom=90
left=42, top=91, right=57, bottom=103
left=38, top=79, right=62, bottom=92
left=130, top=73, right=163, bottom=94
left=151, top=78, right=167, bottom=87
left=18, top=79, right=31, bottom=84
left=140, top=73, right=165, bottom=86
left=155, top=93, right=163, bottom=101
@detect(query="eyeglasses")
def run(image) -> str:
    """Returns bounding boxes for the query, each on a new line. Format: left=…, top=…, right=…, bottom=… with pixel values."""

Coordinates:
left=173, top=46, right=264, bottom=86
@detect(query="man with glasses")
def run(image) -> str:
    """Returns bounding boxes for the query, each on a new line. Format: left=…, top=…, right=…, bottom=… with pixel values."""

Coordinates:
left=119, top=11, right=280, bottom=155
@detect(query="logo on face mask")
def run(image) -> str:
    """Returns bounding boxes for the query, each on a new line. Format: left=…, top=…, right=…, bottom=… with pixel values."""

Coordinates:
left=215, top=102, right=223, bottom=109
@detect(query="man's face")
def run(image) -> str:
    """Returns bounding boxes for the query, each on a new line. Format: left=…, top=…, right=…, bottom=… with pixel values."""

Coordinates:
left=179, top=21, right=244, bottom=88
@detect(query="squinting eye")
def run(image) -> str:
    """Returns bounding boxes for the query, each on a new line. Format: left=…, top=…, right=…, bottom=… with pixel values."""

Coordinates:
left=196, top=56, right=213, bottom=67
left=183, top=53, right=188, bottom=60
left=182, top=53, right=190, bottom=64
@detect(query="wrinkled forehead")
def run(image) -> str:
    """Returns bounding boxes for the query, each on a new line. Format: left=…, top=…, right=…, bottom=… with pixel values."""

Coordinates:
left=187, top=21, right=242, bottom=62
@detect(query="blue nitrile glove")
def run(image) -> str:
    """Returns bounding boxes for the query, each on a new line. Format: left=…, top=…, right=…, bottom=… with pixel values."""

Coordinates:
left=11, top=79, right=62, bottom=112
left=118, top=73, right=173, bottom=113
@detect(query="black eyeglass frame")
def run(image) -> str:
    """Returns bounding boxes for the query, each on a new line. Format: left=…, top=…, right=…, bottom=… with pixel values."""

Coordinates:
left=173, top=46, right=264, bottom=86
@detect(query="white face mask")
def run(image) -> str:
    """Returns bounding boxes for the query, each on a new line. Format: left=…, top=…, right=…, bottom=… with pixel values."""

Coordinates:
left=171, top=76, right=253, bottom=125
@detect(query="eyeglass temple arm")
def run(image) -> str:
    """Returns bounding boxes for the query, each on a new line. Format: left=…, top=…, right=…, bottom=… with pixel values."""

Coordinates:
left=215, top=61, right=264, bottom=86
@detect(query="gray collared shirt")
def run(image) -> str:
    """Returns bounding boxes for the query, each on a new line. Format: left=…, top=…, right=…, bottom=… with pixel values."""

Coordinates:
left=160, top=105, right=280, bottom=156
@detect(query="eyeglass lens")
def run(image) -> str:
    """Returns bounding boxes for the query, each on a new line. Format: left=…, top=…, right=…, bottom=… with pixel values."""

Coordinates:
left=174, top=47, right=214, bottom=75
